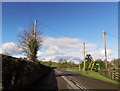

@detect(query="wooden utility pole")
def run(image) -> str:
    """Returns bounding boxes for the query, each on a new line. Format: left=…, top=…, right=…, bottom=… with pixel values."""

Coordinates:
left=34, top=20, right=37, bottom=39
left=79, top=61, right=81, bottom=71
left=83, top=43, right=85, bottom=72
left=103, top=32, right=108, bottom=72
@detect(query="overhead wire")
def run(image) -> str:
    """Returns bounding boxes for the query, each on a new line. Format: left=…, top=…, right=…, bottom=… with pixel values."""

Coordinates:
left=105, top=32, right=119, bottom=39
left=25, top=4, right=114, bottom=62
left=24, top=2, right=107, bottom=54
left=25, top=2, right=35, bottom=21
left=37, top=20, right=69, bottom=37
left=25, top=2, right=68, bottom=37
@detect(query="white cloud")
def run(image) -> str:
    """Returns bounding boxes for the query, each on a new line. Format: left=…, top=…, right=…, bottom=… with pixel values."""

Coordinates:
left=0, top=42, right=22, bottom=55
left=42, top=37, right=96, bottom=51
left=91, top=49, right=113, bottom=61
left=43, top=37, right=82, bottom=49
left=37, top=37, right=113, bottom=63
left=0, top=37, right=114, bottom=63
left=45, top=46, right=62, bottom=56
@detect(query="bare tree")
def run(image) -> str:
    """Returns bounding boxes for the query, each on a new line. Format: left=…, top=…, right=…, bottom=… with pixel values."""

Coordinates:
left=18, top=23, right=42, bottom=62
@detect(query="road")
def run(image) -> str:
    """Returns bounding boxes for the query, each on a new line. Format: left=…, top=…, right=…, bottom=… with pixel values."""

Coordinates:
left=22, top=69, right=119, bottom=91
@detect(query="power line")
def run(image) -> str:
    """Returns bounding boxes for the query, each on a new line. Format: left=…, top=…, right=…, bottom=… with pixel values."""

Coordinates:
left=24, top=3, right=68, bottom=37
left=105, top=32, right=119, bottom=39
left=25, top=2, right=35, bottom=20
left=24, top=2, right=107, bottom=51
left=37, top=20, right=68, bottom=37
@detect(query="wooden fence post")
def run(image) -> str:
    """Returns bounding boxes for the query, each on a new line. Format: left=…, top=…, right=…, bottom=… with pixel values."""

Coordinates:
left=113, top=69, right=116, bottom=81
left=118, top=71, right=120, bottom=82
left=110, top=70, right=112, bottom=80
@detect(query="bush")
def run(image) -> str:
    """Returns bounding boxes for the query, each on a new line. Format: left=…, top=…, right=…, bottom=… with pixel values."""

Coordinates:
left=80, top=60, right=105, bottom=72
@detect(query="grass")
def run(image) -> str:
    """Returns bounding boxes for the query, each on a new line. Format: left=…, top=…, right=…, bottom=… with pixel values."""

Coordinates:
left=51, top=62, right=58, bottom=68
left=66, top=69, right=118, bottom=85
left=0, top=83, right=2, bottom=89
left=40, top=61, right=58, bottom=68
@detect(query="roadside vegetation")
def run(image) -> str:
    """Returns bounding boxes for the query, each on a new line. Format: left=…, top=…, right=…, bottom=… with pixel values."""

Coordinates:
left=66, top=69, right=118, bottom=84
left=18, top=22, right=43, bottom=62
left=41, top=54, right=119, bottom=85
left=2, top=54, right=51, bottom=90
left=40, top=61, right=58, bottom=68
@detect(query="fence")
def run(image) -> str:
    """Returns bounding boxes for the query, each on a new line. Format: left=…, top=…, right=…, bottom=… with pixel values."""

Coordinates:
left=98, top=69, right=120, bottom=82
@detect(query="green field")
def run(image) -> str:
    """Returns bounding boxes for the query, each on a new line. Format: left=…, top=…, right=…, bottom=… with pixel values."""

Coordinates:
left=66, top=69, right=118, bottom=85
left=40, top=61, right=58, bottom=68
left=51, top=62, right=58, bottom=68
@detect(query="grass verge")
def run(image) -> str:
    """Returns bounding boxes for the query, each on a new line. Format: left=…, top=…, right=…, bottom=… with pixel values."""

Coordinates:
left=66, top=69, right=118, bottom=85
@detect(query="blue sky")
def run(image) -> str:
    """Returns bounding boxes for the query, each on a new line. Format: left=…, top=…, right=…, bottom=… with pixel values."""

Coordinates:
left=1, top=2, right=118, bottom=61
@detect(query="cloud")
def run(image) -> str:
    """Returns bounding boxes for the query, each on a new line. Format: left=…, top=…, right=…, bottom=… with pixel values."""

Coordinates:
left=53, top=56, right=81, bottom=63
left=91, top=49, right=113, bottom=61
left=0, top=37, right=114, bottom=63
left=37, top=37, right=113, bottom=63
left=42, top=37, right=96, bottom=52
left=43, top=37, right=81, bottom=49
left=0, top=42, right=22, bottom=55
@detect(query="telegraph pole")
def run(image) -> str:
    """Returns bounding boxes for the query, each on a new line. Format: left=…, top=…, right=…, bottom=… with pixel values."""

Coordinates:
left=79, top=61, right=81, bottom=71
left=34, top=20, right=37, bottom=39
left=83, top=43, right=85, bottom=72
left=103, top=32, right=108, bottom=72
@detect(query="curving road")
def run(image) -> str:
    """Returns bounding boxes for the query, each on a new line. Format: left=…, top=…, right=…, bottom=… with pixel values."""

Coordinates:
left=23, top=69, right=119, bottom=91
left=55, top=69, right=119, bottom=91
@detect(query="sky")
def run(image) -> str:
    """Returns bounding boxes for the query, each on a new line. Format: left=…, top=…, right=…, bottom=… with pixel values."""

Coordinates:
left=1, top=2, right=118, bottom=63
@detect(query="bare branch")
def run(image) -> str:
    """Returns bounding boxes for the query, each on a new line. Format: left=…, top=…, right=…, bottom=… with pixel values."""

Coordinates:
left=18, top=23, right=43, bottom=61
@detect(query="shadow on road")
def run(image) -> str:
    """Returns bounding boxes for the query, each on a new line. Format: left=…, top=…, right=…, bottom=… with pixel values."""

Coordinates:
left=20, top=69, right=58, bottom=91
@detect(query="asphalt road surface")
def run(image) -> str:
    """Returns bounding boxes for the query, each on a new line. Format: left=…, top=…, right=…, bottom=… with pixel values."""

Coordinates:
left=23, top=69, right=119, bottom=91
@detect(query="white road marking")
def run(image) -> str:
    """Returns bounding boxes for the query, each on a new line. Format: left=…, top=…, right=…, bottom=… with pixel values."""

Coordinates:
left=61, top=76, right=79, bottom=89
left=56, top=70, right=88, bottom=91
left=69, top=76, right=88, bottom=91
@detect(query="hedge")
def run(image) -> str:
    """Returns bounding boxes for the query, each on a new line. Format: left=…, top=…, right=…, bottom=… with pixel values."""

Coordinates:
left=1, top=54, right=51, bottom=91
